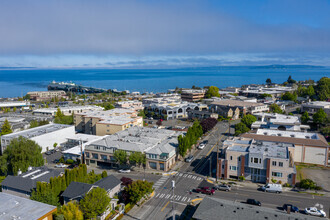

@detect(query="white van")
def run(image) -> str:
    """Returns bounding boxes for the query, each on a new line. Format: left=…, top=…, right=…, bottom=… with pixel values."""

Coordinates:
left=261, top=183, right=282, bottom=193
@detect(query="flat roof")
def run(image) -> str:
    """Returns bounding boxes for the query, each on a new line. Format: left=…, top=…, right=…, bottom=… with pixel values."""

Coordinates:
left=211, top=99, right=265, bottom=107
left=302, top=101, right=330, bottom=108
left=33, top=105, right=101, bottom=113
left=249, top=141, right=289, bottom=159
left=256, top=129, right=319, bottom=139
left=1, top=123, right=73, bottom=139
left=0, top=192, right=56, bottom=220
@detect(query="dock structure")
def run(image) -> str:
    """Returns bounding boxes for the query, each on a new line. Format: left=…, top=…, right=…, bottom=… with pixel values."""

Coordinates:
left=48, top=81, right=107, bottom=93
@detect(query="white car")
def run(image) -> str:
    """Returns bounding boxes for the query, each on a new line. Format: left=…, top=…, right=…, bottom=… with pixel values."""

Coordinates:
left=304, top=207, right=326, bottom=217
left=198, top=144, right=206, bottom=150
left=55, top=163, right=68, bottom=168
left=119, top=169, right=131, bottom=173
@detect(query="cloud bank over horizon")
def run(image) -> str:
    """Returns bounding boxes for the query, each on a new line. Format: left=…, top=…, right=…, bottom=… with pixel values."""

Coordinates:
left=0, top=0, right=329, bottom=67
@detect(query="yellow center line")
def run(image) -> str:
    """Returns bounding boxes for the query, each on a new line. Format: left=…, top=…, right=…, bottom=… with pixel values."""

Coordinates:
left=161, top=201, right=170, bottom=212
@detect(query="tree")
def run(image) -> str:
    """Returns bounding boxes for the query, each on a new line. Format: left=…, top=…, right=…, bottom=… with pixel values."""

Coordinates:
left=241, top=114, right=257, bottom=128
left=129, top=152, right=144, bottom=167
left=320, top=126, right=330, bottom=137
left=281, top=92, right=297, bottom=101
left=121, top=177, right=133, bottom=187
left=305, top=85, right=315, bottom=97
left=269, top=104, right=283, bottom=114
left=1, top=119, right=12, bottom=135
left=301, top=111, right=310, bottom=124
left=31, top=182, right=60, bottom=206
left=313, top=108, right=327, bottom=126
left=200, top=118, right=218, bottom=133
left=266, top=78, right=272, bottom=84
left=260, top=93, right=272, bottom=98
left=205, top=86, right=220, bottom=98
left=287, top=75, right=296, bottom=84
left=30, top=120, right=39, bottom=128
left=234, top=122, right=250, bottom=136
left=315, top=77, right=329, bottom=101
left=80, top=187, right=110, bottom=219
left=101, top=170, right=108, bottom=178
left=55, top=201, right=83, bottom=220
left=124, top=180, right=153, bottom=204
left=113, top=150, right=128, bottom=165
left=2, top=137, right=44, bottom=175
left=13, top=107, right=16, bottom=112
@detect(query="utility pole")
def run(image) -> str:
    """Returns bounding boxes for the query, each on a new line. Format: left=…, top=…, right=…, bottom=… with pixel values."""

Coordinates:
left=209, top=155, right=212, bottom=177
left=216, top=142, right=219, bottom=182
left=172, top=180, right=175, bottom=220
left=80, top=138, right=84, bottom=164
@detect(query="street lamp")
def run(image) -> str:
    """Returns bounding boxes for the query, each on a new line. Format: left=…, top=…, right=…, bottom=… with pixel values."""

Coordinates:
left=172, top=180, right=175, bottom=220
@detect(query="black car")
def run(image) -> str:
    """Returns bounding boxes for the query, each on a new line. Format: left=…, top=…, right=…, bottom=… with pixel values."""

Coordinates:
left=283, top=204, right=299, bottom=213
left=247, top=199, right=261, bottom=206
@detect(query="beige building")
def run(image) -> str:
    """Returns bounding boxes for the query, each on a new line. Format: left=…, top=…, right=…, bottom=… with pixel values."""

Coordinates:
left=181, top=89, right=206, bottom=102
left=210, top=100, right=269, bottom=116
left=115, top=100, right=143, bottom=111
left=74, top=108, right=143, bottom=136
left=27, top=90, right=68, bottom=101
left=219, top=137, right=296, bottom=184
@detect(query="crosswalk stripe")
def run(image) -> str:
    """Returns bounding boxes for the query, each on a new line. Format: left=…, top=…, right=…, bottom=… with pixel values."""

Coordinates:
left=179, top=173, right=183, bottom=177
left=187, top=198, right=191, bottom=202
left=156, top=193, right=160, bottom=198
left=173, top=195, right=177, bottom=199
left=165, top=194, right=171, bottom=199
left=192, top=176, right=196, bottom=179
left=187, top=175, right=192, bottom=178
left=197, top=177, right=202, bottom=181
left=170, top=195, right=174, bottom=199
left=160, top=194, right=165, bottom=198
left=176, top=196, right=181, bottom=201
left=182, top=197, right=187, bottom=202
left=183, top=174, right=187, bottom=177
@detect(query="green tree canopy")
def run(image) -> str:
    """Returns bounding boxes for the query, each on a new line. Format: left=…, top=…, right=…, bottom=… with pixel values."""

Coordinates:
left=30, top=120, right=39, bottom=128
left=269, top=104, right=283, bottom=114
left=315, top=77, right=330, bottom=101
left=80, top=187, right=110, bottom=219
left=113, top=150, right=128, bottom=165
left=313, top=108, right=328, bottom=125
left=31, top=182, right=60, bottom=206
left=234, top=122, right=250, bottom=136
left=1, top=137, right=44, bottom=175
left=129, top=152, right=145, bottom=167
left=301, top=111, right=310, bottom=124
left=205, top=86, right=220, bottom=98
left=305, top=85, right=315, bottom=97
left=260, top=93, right=272, bottom=98
left=55, top=201, right=83, bottom=220
left=287, top=75, right=296, bottom=84
left=124, top=180, right=153, bottom=204
left=281, top=92, right=297, bottom=101
left=241, top=114, right=257, bottom=128
left=266, top=78, right=272, bottom=84
left=1, top=119, right=13, bottom=135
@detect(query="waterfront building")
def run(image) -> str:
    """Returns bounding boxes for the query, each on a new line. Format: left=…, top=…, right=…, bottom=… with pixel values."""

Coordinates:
left=27, top=90, right=68, bottom=101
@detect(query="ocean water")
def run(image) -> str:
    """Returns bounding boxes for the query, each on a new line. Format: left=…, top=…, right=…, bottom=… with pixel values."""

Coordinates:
left=0, top=66, right=329, bottom=97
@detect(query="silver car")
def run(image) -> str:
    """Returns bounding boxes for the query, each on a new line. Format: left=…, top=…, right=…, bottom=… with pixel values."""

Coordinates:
left=216, top=184, right=231, bottom=191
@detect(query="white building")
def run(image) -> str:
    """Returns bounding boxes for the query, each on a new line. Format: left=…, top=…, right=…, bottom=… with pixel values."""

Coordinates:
left=0, top=101, right=30, bottom=109
left=301, top=101, right=330, bottom=115
left=1, top=124, right=76, bottom=153
left=33, top=105, right=103, bottom=116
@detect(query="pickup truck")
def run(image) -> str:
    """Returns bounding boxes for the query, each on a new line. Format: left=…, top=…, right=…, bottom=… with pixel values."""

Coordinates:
left=195, top=187, right=215, bottom=195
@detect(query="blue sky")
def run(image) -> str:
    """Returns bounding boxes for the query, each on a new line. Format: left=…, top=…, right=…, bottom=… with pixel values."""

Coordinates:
left=0, top=0, right=329, bottom=68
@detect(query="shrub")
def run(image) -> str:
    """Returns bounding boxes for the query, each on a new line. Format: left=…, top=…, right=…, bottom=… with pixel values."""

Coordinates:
left=315, top=186, right=323, bottom=191
left=296, top=179, right=321, bottom=190
left=271, top=178, right=277, bottom=183
left=283, top=183, right=291, bottom=187
left=238, top=176, right=245, bottom=181
left=277, top=180, right=282, bottom=184
left=66, top=159, right=74, bottom=164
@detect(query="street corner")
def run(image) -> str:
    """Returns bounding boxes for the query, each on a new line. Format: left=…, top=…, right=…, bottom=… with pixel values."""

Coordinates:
left=190, top=198, right=203, bottom=206
left=206, top=178, right=214, bottom=184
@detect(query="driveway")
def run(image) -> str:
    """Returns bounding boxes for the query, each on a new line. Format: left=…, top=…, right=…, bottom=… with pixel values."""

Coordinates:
left=301, top=167, right=330, bottom=192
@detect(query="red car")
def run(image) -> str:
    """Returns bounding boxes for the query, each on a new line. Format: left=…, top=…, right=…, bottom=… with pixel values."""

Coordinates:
left=195, top=187, right=215, bottom=195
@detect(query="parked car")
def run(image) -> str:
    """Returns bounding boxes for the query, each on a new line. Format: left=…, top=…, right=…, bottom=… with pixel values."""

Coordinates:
left=195, top=187, right=215, bottom=195
left=55, top=163, right=68, bottom=168
left=261, top=183, right=282, bottom=193
left=198, top=144, right=206, bottom=150
left=185, top=155, right=194, bottom=162
left=304, top=207, right=326, bottom=217
left=119, top=169, right=131, bottom=173
left=246, top=199, right=261, bottom=206
left=215, top=184, right=231, bottom=191
left=283, top=204, right=299, bottom=213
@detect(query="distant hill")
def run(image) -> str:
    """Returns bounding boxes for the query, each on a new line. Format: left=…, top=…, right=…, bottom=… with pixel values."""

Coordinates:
left=248, top=64, right=324, bottom=69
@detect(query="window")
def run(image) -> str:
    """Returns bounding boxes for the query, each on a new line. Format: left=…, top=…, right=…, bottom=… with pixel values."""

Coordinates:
left=230, top=166, right=237, bottom=171
left=279, top=162, right=283, bottom=167
left=272, top=172, right=283, bottom=177
left=272, top=161, right=277, bottom=166
left=238, top=157, right=241, bottom=162
left=230, top=156, right=233, bottom=160
left=92, top=153, right=98, bottom=159
left=259, top=158, right=261, bottom=164
left=101, top=155, right=107, bottom=160
left=85, top=152, right=90, bottom=158
left=254, top=158, right=259, bottom=163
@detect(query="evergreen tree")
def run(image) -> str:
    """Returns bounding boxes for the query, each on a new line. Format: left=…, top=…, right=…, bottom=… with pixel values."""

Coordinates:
left=301, top=111, right=310, bottom=124
left=1, top=119, right=13, bottom=135
left=313, top=108, right=327, bottom=126
left=80, top=187, right=110, bottom=219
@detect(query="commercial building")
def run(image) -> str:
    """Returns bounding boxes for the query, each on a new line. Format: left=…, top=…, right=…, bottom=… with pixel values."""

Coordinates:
left=193, top=197, right=320, bottom=220
left=252, top=113, right=310, bottom=131
left=180, top=89, right=205, bottom=102
left=33, top=105, right=102, bottom=116
left=74, top=108, right=143, bottom=136
left=187, top=109, right=218, bottom=120
left=1, top=166, right=62, bottom=197
left=210, top=100, right=269, bottom=116
left=84, top=127, right=182, bottom=171
left=0, top=101, right=30, bottom=109
left=301, top=101, right=330, bottom=115
left=27, top=90, right=68, bottom=101
left=242, top=129, right=329, bottom=166
left=0, top=192, right=57, bottom=220
left=240, top=85, right=295, bottom=98
left=0, top=123, right=75, bottom=153
left=219, top=137, right=296, bottom=184
left=115, top=100, right=143, bottom=111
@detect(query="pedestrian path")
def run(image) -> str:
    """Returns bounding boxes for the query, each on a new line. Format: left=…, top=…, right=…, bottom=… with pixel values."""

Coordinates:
left=153, top=175, right=169, bottom=189
left=175, top=172, right=204, bottom=181
left=154, top=192, right=192, bottom=203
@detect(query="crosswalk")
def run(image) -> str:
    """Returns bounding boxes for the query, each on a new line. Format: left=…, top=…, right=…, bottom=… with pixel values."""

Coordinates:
left=155, top=193, right=192, bottom=203
left=153, top=175, right=169, bottom=189
left=175, top=172, right=203, bottom=181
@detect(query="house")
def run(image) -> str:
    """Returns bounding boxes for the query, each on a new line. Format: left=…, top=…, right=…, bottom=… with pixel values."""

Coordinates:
left=0, top=192, right=57, bottom=220
left=1, top=166, right=62, bottom=197
left=61, top=175, right=121, bottom=204
left=192, top=197, right=320, bottom=220
left=210, top=105, right=240, bottom=120
left=115, top=100, right=143, bottom=111
left=241, top=129, right=329, bottom=166
left=0, top=101, right=30, bottom=109
left=187, top=109, right=218, bottom=120
left=219, top=137, right=296, bottom=184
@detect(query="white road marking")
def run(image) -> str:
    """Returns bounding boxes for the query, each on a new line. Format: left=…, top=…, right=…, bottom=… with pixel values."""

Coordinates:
left=170, top=195, right=174, bottom=199
left=183, top=174, right=187, bottom=178
left=192, top=176, right=196, bottom=179
left=197, top=177, right=202, bottom=181
left=155, top=193, right=160, bottom=198
left=165, top=194, right=171, bottom=199
left=182, top=197, right=187, bottom=202
left=159, top=194, right=165, bottom=199
left=187, top=198, right=191, bottom=202
left=179, top=173, right=183, bottom=177
left=187, top=175, right=192, bottom=178
left=176, top=196, right=181, bottom=201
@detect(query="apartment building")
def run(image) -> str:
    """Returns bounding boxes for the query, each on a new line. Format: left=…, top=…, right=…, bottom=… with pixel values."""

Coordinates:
left=33, top=105, right=102, bottom=116
left=301, top=101, right=330, bottom=115
left=84, top=127, right=182, bottom=172
left=242, top=129, right=329, bottom=166
left=219, top=137, right=296, bottom=184
left=210, top=100, right=268, bottom=117
left=0, top=124, right=75, bottom=154
left=115, top=100, right=143, bottom=111
left=27, top=90, right=68, bottom=101
left=240, top=85, right=295, bottom=98
left=180, top=89, right=205, bottom=102
left=252, top=113, right=310, bottom=131
left=74, top=108, right=143, bottom=136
